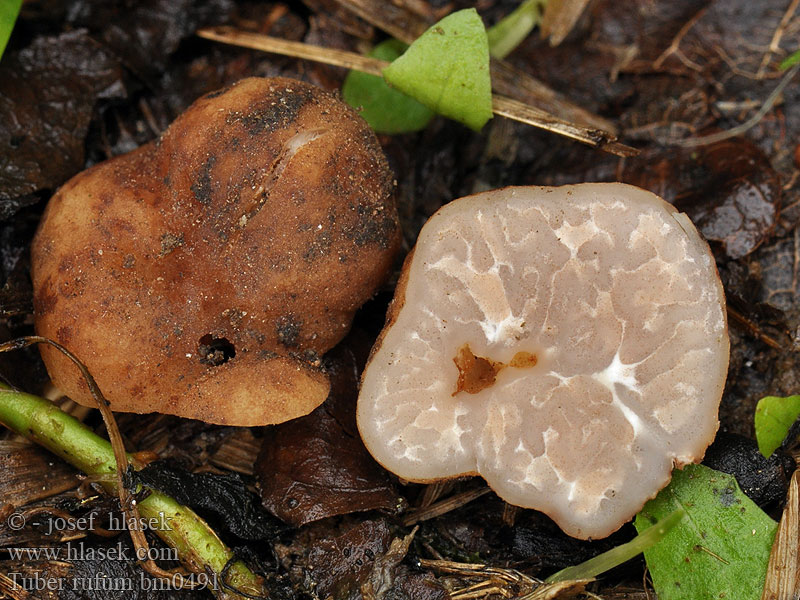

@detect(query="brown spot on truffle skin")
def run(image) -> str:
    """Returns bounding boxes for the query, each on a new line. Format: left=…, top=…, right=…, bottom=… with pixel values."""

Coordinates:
left=33, top=279, right=58, bottom=317
left=32, top=77, right=401, bottom=426
left=159, top=232, right=183, bottom=256
left=190, top=155, right=216, bottom=205
left=276, top=314, right=303, bottom=348
left=56, top=326, right=72, bottom=345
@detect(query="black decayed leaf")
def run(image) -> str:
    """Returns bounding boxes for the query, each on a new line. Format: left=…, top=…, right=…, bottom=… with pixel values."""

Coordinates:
left=136, top=461, right=285, bottom=541
left=703, top=432, right=795, bottom=508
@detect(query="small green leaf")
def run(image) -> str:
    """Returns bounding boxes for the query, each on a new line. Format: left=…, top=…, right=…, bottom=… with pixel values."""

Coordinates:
left=0, top=0, right=22, bottom=62
left=754, top=395, right=800, bottom=458
left=487, top=0, right=545, bottom=60
left=382, top=8, right=493, bottom=131
left=342, top=39, right=434, bottom=134
left=634, top=464, right=777, bottom=600
left=780, top=49, right=800, bottom=70
left=547, top=508, right=686, bottom=583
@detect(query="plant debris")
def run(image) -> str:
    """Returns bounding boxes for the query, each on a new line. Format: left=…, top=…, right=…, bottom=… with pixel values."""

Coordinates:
left=0, top=441, right=77, bottom=508
left=0, top=29, right=125, bottom=217
left=256, top=339, right=401, bottom=527
left=195, top=25, right=637, bottom=155
left=305, top=518, right=392, bottom=599
left=136, top=462, right=285, bottom=542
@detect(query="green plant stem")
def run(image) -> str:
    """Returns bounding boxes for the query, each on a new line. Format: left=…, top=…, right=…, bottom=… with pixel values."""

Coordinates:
left=780, top=49, right=800, bottom=70
left=487, top=0, right=545, bottom=59
left=546, top=508, right=686, bottom=583
left=0, top=385, right=264, bottom=599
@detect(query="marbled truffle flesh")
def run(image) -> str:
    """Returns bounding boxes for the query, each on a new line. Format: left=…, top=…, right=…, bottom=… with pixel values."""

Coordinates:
left=32, top=77, right=400, bottom=426
left=357, top=183, right=729, bottom=539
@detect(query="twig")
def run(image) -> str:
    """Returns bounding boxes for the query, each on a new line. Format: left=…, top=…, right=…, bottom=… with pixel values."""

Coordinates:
left=669, top=63, right=799, bottom=147
left=336, top=0, right=428, bottom=42
left=419, top=559, right=591, bottom=600
left=489, top=59, right=618, bottom=133
left=420, top=559, right=537, bottom=582
left=757, top=0, right=800, bottom=78
left=726, top=306, right=784, bottom=350
left=197, top=27, right=385, bottom=75
left=643, top=566, right=653, bottom=600
left=539, top=0, right=591, bottom=46
left=492, top=96, right=638, bottom=156
left=196, top=26, right=637, bottom=157
left=418, top=480, right=455, bottom=508
left=402, top=486, right=490, bottom=526
left=0, top=572, right=30, bottom=600
left=652, top=6, right=708, bottom=71
left=420, top=558, right=540, bottom=598
left=712, top=43, right=787, bottom=81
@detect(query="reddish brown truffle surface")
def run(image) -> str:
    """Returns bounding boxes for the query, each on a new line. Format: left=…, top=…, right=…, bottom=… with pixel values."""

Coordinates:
left=32, top=77, right=400, bottom=426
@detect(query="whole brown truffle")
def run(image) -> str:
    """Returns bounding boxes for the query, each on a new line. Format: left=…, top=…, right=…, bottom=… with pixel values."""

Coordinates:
left=32, top=77, right=400, bottom=426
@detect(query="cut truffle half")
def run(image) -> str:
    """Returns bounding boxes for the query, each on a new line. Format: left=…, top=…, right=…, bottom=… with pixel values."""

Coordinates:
left=357, top=183, right=729, bottom=539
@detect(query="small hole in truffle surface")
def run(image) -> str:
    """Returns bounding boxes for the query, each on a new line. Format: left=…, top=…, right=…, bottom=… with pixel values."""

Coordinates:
left=198, top=334, right=236, bottom=366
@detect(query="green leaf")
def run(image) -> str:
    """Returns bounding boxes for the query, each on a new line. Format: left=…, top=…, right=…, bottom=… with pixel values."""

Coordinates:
left=382, top=8, right=493, bottom=131
left=547, top=508, right=686, bottom=583
left=634, top=464, right=777, bottom=600
left=342, top=39, right=434, bottom=134
left=0, top=0, right=22, bottom=62
left=487, top=0, right=545, bottom=60
left=754, top=395, right=800, bottom=458
left=780, top=49, right=800, bottom=70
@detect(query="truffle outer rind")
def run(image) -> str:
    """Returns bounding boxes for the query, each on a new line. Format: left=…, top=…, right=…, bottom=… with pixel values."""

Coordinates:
left=358, top=183, right=729, bottom=539
left=32, top=77, right=400, bottom=426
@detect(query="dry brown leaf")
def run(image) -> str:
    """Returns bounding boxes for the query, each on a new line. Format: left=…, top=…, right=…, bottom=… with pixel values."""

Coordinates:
left=540, top=0, right=592, bottom=46
left=361, top=526, right=419, bottom=600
